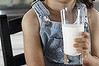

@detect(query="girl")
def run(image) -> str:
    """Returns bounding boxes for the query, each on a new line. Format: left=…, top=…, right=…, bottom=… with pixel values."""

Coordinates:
left=22, top=0, right=99, bottom=66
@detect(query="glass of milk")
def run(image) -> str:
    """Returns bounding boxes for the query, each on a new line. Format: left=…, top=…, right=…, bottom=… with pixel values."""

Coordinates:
left=60, top=8, right=84, bottom=65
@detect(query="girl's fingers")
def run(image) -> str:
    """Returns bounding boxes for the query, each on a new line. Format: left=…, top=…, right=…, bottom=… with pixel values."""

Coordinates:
left=74, top=38, right=88, bottom=43
left=73, top=42, right=89, bottom=49
left=75, top=47, right=89, bottom=58
left=73, top=43, right=82, bottom=48
left=80, top=32, right=89, bottom=39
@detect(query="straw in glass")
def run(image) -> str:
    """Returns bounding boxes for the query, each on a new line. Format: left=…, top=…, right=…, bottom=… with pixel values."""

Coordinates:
left=60, top=8, right=67, bottom=25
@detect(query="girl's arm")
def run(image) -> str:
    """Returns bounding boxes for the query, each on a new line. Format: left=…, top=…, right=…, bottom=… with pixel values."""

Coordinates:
left=85, top=8, right=99, bottom=66
left=83, top=8, right=99, bottom=66
left=22, top=9, right=45, bottom=66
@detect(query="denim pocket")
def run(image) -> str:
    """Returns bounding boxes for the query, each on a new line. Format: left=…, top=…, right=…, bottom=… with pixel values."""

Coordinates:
left=45, top=38, right=63, bottom=62
left=50, top=38, right=63, bottom=49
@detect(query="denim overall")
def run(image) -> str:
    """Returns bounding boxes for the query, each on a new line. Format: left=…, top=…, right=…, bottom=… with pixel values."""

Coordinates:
left=32, top=0, right=90, bottom=66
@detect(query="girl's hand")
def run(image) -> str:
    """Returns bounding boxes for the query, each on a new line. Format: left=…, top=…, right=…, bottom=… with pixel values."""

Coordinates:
left=73, top=32, right=90, bottom=58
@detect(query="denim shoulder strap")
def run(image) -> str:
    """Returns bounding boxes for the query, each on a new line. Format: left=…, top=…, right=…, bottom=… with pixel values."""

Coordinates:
left=31, top=1, right=50, bottom=26
left=32, top=1, right=50, bottom=17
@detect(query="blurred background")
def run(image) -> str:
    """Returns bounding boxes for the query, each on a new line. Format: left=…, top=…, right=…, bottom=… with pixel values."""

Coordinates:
left=0, top=0, right=99, bottom=66
left=94, top=0, right=99, bottom=11
left=0, top=0, right=33, bottom=20
left=0, top=0, right=33, bottom=66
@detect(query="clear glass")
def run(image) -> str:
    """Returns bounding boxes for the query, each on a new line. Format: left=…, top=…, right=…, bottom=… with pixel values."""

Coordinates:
left=60, top=8, right=84, bottom=65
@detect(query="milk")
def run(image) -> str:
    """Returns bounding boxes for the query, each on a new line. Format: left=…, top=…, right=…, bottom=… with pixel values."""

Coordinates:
left=62, top=24, right=84, bottom=56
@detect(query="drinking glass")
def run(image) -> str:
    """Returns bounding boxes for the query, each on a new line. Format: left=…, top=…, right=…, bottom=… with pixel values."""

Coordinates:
left=60, top=8, right=84, bottom=65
